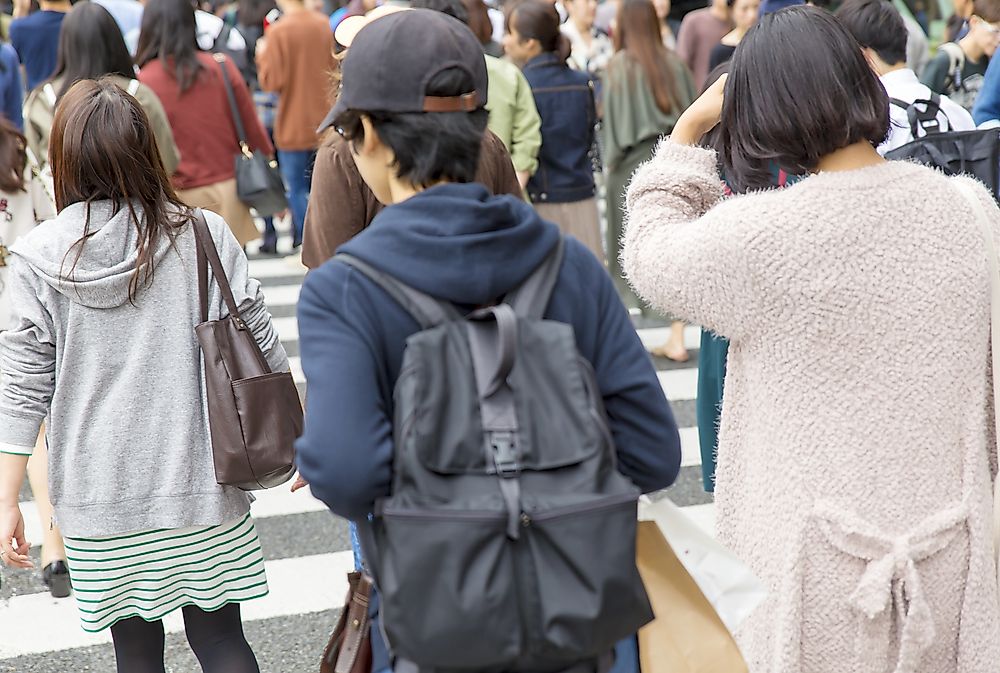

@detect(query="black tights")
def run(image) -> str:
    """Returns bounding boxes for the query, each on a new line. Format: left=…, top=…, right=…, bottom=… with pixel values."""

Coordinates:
left=110, top=603, right=259, bottom=673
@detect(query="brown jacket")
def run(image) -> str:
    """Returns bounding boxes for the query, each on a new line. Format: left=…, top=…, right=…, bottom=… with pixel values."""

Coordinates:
left=302, top=129, right=523, bottom=269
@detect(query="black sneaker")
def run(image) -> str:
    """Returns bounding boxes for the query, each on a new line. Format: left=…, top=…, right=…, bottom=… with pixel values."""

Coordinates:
left=42, top=560, right=71, bottom=598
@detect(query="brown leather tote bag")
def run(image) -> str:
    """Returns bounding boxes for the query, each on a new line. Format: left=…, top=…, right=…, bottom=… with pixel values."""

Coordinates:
left=192, top=210, right=301, bottom=490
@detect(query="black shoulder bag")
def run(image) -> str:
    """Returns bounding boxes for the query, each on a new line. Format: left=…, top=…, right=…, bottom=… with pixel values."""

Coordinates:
left=214, top=54, right=289, bottom=217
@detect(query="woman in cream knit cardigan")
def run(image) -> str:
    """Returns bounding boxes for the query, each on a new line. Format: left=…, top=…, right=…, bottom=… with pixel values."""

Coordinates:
left=624, top=7, right=1000, bottom=673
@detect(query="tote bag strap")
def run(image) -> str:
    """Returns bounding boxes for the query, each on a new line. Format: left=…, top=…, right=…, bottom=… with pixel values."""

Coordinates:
left=954, top=179, right=1000, bottom=581
left=192, top=209, right=242, bottom=326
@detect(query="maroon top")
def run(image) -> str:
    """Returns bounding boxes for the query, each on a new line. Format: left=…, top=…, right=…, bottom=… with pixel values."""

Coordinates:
left=139, top=52, right=274, bottom=191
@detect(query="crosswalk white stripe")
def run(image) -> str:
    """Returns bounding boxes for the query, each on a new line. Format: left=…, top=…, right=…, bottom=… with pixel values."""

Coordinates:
left=0, top=551, right=355, bottom=659
left=247, top=256, right=308, bottom=278
left=261, top=284, right=302, bottom=306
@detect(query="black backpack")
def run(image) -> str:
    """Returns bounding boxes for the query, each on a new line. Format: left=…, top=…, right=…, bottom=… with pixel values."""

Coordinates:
left=336, top=240, right=653, bottom=672
left=885, top=95, right=1000, bottom=199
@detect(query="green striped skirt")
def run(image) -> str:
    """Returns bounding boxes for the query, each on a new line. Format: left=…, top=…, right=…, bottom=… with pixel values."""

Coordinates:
left=64, top=512, right=268, bottom=632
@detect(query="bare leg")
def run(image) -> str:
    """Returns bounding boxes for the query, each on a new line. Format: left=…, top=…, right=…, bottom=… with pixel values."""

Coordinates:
left=649, top=321, right=690, bottom=363
left=24, top=427, right=65, bottom=567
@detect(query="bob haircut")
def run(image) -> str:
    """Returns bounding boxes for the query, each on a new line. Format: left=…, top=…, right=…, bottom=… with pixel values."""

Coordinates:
left=50, top=78, right=190, bottom=302
left=333, top=67, right=488, bottom=187
left=717, top=5, right=889, bottom=193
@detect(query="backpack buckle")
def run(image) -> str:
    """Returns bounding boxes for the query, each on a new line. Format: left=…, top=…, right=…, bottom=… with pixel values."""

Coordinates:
left=490, top=431, right=519, bottom=476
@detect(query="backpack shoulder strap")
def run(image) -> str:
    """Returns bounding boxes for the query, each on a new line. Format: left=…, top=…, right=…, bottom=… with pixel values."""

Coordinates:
left=505, top=237, right=565, bottom=319
left=940, top=42, right=966, bottom=87
left=334, top=253, right=463, bottom=329
left=893, top=95, right=943, bottom=137
left=42, top=83, right=56, bottom=107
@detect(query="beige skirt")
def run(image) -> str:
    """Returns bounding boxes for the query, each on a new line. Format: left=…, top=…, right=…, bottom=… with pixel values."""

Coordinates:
left=534, top=198, right=604, bottom=264
left=177, top=178, right=259, bottom=247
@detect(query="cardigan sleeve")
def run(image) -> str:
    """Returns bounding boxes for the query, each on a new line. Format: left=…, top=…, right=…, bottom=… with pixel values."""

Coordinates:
left=622, top=138, right=761, bottom=341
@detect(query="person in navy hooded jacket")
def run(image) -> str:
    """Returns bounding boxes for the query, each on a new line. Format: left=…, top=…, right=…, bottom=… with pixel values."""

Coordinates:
left=295, top=8, right=681, bottom=671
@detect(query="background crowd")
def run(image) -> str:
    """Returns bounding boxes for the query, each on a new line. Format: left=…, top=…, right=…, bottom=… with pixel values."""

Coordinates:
left=1, top=0, right=1000, bottom=670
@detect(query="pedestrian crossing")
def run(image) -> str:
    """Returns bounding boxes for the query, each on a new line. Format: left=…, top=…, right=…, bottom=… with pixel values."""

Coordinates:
left=0, top=251, right=715, bottom=670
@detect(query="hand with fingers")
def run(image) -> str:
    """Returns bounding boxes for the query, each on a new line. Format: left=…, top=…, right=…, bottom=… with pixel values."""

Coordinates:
left=0, top=504, right=33, bottom=569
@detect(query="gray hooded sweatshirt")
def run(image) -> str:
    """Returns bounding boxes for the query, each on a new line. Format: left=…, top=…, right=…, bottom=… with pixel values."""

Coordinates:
left=0, top=202, right=289, bottom=537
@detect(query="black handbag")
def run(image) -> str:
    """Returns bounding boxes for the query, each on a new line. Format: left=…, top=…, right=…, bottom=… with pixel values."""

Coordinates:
left=214, top=54, right=289, bottom=217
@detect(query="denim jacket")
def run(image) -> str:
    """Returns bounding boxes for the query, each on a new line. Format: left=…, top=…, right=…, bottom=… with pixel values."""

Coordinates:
left=523, top=53, right=597, bottom=204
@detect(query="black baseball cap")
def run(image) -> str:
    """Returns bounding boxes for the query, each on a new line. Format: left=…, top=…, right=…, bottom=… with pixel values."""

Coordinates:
left=319, top=9, right=489, bottom=132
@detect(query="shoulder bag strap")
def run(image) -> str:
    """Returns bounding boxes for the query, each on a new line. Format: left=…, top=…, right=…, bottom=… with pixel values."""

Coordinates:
left=505, top=237, right=565, bottom=319
left=192, top=209, right=243, bottom=326
left=953, top=179, right=1000, bottom=589
left=334, top=253, right=462, bottom=329
left=213, top=53, right=250, bottom=157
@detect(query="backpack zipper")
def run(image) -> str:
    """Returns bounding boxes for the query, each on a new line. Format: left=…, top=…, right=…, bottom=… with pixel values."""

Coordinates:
left=379, top=507, right=506, bottom=523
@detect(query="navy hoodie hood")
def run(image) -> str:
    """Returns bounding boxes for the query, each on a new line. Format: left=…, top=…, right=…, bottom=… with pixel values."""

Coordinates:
left=338, top=183, right=561, bottom=304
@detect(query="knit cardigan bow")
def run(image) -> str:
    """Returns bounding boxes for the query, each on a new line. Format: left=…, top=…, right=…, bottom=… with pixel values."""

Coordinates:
left=815, top=501, right=970, bottom=673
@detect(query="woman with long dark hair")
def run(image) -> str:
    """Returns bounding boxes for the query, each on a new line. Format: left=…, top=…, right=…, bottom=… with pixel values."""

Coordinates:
left=603, top=0, right=694, bottom=359
left=624, top=7, right=1000, bottom=670
left=136, top=0, right=274, bottom=247
left=505, top=0, right=603, bottom=261
left=0, top=78, right=286, bottom=672
left=23, top=1, right=179, bottom=175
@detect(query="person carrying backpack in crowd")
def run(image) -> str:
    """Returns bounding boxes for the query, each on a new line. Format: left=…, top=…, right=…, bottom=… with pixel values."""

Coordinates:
left=256, top=0, right=335, bottom=249
left=295, top=9, right=681, bottom=673
left=920, top=0, right=1000, bottom=111
left=837, top=0, right=974, bottom=155
left=505, top=0, right=603, bottom=262
left=0, top=78, right=287, bottom=673
left=23, top=2, right=180, bottom=175
left=624, top=6, right=1000, bottom=671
